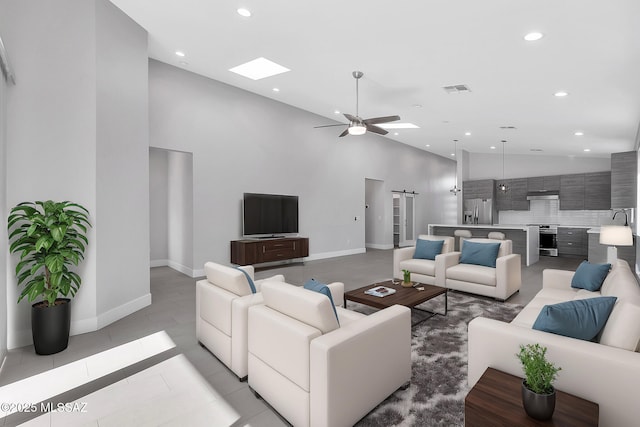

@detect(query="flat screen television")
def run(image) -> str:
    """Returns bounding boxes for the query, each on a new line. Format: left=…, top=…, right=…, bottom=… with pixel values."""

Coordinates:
left=243, top=193, right=299, bottom=237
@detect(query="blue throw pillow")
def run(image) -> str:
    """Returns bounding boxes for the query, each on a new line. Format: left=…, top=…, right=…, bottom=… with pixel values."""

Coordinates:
left=413, top=239, right=445, bottom=260
left=532, top=297, right=617, bottom=341
left=571, top=261, right=611, bottom=292
left=235, top=267, right=257, bottom=294
left=303, top=279, right=339, bottom=324
left=459, top=241, right=502, bottom=268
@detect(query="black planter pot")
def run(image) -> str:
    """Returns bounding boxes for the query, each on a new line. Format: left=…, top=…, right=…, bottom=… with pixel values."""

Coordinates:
left=521, top=380, right=556, bottom=421
left=31, top=298, right=71, bottom=355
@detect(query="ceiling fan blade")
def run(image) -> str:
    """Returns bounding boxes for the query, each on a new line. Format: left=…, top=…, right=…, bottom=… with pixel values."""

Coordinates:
left=343, top=113, right=358, bottom=122
left=365, top=124, right=388, bottom=135
left=364, top=115, right=401, bottom=125
left=338, top=128, right=350, bottom=137
left=314, top=123, right=347, bottom=129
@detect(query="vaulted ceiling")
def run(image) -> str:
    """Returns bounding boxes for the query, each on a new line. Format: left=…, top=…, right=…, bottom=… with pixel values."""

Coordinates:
left=110, top=0, right=640, bottom=159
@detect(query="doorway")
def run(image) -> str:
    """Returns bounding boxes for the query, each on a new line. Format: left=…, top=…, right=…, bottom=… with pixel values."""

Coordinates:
left=365, top=178, right=388, bottom=249
left=393, top=192, right=416, bottom=247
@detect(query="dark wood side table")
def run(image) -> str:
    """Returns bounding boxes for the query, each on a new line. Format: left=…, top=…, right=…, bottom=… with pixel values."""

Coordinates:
left=465, top=368, right=598, bottom=427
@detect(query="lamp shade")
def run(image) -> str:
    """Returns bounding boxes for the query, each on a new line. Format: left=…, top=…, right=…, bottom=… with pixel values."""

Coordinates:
left=348, top=123, right=366, bottom=135
left=599, top=225, right=633, bottom=246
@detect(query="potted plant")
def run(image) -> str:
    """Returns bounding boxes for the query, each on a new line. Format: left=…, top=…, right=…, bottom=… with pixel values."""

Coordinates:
left=401, top=269, right=412, bottom=287
left=7, top=200, right=91, bottom=355
left=516, top=343, right=562, bottom=420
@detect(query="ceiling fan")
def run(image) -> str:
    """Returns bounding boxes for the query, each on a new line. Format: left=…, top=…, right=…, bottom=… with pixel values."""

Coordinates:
left=314, top=71, right=400, bottom=137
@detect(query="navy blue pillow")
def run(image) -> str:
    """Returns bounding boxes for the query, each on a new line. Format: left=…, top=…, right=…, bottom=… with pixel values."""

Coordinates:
left=413, top=239, right=445, bottom=260
left=235, top=267, right=257, bottom=294
left=571, top=261, right=611, bottom=292
left=303, top=279, right=339, bottom=324
left=459, top=241, right=502, bottom=268
left=532, top=297, right=617, bottom=341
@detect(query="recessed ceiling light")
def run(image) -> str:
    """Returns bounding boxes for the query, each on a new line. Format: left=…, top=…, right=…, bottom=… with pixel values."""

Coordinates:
left=490, top=146, right=496, bottom=150
left=584, top=148, right=591, bottom=152
left=334, top=110, right=340, bottom=114
left=229, top=57, right=290, bottom=80
left=394, top=132, right=399, bottom=136
left=237, top=8, right=251, bottom=17
left=175, top=51, right=185, bottom=57
left=413, top=104, right=422, bottom=108
left=574, top=131, right=584, bottom=136
left=524, top=32, right=544, bottom=41
left=425, top=144, right=430, bottom=147
left=465, top=132, right=471, bottom=136
left=554, top=91, right=569, bottom=97
left=376, top=123, right=420, bottom=129
left=272, top=88, right=280, bottom=92
left=451, top=153, right=455, bottom=157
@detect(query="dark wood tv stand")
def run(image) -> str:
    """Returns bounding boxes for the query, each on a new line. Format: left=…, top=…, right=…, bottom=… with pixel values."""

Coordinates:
left=230, top=237, right=309, bottom=266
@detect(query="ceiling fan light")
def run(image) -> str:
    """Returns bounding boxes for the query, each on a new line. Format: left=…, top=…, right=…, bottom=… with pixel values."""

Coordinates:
left=348, top=123, right=367, bottom=135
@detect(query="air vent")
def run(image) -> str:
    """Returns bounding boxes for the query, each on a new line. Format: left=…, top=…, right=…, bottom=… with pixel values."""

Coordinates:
left=443, top=84, right=471, bottom=93
left=499, top=126, right=517, bottom=130
left=530, top=148, right=544, bottom=152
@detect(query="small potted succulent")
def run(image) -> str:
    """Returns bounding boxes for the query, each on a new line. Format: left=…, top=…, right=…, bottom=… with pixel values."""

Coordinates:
left=401, top=269, right=412, bottom=287
left=516, top=343, right=561, bottom=420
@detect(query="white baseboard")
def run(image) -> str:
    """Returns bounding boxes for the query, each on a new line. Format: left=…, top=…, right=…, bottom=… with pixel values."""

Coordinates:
left=366, top=243, right=394, bottom=250
left=8, top=294, right=152, bottom=350
left=150, top=259, right=169, bottom=268
left=304, top=248, right=366, bottom=261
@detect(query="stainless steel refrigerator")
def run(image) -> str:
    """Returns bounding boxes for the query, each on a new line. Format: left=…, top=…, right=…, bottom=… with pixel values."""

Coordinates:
left=463, top=198, right=494, bottom=225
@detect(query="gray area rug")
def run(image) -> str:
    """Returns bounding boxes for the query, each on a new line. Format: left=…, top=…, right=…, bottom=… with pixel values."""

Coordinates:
left=351, top=291, right=523, bottom=427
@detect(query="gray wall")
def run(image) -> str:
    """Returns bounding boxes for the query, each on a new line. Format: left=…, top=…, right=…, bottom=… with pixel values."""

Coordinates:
left=149, top=148, right=169, bottom=263
left=167, top=150, right=194, bottom=274
left=468, top=152, right=611, bottom=180
left=1, top=0, right=150, bottom=348
left=149, top=60, right=456, bottom=275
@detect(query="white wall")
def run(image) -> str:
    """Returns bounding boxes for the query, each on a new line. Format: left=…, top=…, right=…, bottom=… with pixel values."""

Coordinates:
left=167, top=151, right=194, bottom=275
left=1, top=0, right=150, bottom=348
left=467, top=152, right=611, bottom=180
left=149, top=60, right=456, bottom=274
left=0, top=50, right=8, bottom=361
left=149, top=148, right=169, bottom=263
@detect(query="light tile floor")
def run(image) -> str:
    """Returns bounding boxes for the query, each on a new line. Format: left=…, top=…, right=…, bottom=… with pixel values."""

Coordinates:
left=0, top=250, right=582, bottom=426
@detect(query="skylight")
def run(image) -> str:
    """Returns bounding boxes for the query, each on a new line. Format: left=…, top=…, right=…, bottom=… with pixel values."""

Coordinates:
left=229, top=57, right=290, bottom=80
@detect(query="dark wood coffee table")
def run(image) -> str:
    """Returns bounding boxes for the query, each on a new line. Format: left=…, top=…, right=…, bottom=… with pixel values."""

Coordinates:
left=344, top=280, right=447, bottom=326
left=465, top=368, right=599, bottom=426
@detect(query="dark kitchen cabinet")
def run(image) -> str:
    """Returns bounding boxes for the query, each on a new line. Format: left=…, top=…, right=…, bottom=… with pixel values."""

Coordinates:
left=557, top=227, right=587, bottom=257
left=495, top=179, right=512, bottom=210
left=560, top=174, right=585, bottom=210
left=584, top=171, right=611, bottom=210
left=528, top=175, right=560, bottom=192
left=611, top=151, right=637, bottom=208
left=510, top=178, right=529, bottom=210
left=463, top=179, right=495, bottom=201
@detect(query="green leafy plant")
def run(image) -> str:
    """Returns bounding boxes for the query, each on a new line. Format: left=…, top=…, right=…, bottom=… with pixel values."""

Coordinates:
left=517, top=343, right=561, bottom=394
left=402, top=269, right=411, bottom=283
left=8, top=201, right=91, bottom=307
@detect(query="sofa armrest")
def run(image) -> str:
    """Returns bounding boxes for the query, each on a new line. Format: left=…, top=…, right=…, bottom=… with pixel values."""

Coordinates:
left=230, top=293, right=264, bottom=378
left=542, top=269, right=575, bottom=290
left=495, top=254, right=521, bottom=300
left=254, top=274, right=285, bottom=292
left=326, top=282, right=345, bottom=307
left=310, top=305, right=411, bottom=427
left=436, top=251, right=460, bottom=287
left=468, top=317, right=640, bottom=427
left=393, top=246, right=416, bottom=279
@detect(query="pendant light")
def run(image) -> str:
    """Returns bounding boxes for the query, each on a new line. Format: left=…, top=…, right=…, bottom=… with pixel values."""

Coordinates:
left=450, top=139, right=462, bottom=195
left=496, top=139, right=509, bottom=193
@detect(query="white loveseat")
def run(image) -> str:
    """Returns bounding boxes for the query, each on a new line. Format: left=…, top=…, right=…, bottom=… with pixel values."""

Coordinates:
left=468, top=260, right=640, bottom=427
left=248, top=281, right=411, bottom=427
left=393, top=235, right=455, bottom=285
left=439, top=238, right=521, bottom=300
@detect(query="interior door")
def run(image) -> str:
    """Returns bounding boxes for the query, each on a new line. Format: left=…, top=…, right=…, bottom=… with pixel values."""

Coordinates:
left=399, top=193, right=416, bottom=247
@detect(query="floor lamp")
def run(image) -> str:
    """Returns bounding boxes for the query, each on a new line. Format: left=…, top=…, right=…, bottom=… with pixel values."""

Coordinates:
left=599, top=225, right=633, bottom=265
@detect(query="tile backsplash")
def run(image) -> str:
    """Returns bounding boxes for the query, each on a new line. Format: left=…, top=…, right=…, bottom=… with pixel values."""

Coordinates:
left=498, top=199, right=620, bottom=226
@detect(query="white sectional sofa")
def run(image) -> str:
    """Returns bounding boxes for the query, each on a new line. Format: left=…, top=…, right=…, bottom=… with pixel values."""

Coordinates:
left=468, top=260, right=640, bottom=427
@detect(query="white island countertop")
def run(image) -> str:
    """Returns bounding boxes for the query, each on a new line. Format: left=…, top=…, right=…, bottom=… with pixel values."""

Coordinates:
left=428, top=224, right=538, bottom=231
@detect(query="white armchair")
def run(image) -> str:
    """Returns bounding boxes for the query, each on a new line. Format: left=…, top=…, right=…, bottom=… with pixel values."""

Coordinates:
left=439, top=238, right=521, bottom=300
left=248, top=281, right=411, bottom=427
left=195, top=262, right=285, bottom=380
left=393, top=235, right=455, bottom=285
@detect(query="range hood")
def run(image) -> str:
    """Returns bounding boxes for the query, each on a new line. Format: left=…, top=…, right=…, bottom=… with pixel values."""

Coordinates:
left=526, top=190, right=560, bottom=200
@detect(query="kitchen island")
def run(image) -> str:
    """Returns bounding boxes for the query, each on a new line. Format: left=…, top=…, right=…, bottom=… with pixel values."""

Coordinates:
left=427, top=224, right=539, bottom=266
